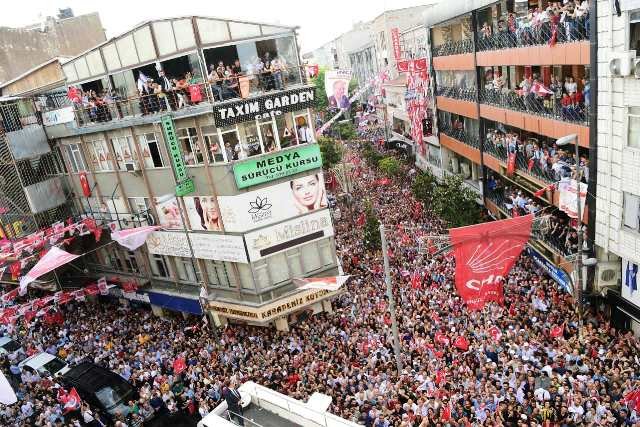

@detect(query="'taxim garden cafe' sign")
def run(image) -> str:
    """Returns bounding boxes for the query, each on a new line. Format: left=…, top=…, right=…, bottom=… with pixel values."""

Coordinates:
left=233, top=144, right=322, bottom=189
left=213, top=86, right=316, bottom=127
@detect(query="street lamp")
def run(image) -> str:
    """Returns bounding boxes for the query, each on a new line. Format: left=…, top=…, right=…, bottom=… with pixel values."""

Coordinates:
left=556, top=134, right=587, bottom=337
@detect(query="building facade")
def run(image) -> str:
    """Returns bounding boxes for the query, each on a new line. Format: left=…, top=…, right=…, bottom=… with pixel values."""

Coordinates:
left=42, top=16, right=339, bottom=331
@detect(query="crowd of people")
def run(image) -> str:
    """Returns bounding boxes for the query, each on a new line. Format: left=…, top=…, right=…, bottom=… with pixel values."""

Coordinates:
left=1, top=138, right=640, bottom=427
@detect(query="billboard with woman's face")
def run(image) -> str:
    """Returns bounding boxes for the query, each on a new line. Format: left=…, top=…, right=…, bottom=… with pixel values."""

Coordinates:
left=184, top=196, right=222, bottom=232
left=217, top=172, right=328, bottom=233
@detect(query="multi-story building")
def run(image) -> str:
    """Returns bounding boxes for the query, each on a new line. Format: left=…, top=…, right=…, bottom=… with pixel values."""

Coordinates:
left=45, top=16, right=339, bottom=331
left=305, top=22, right=373, bottom=70
left=420, top=0, right=595, bottom=296
left=595, top=0, right=640, bottom=332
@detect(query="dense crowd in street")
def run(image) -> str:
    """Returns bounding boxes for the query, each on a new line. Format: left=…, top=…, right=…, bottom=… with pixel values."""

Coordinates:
left=1, top=140, right=640, bottom=427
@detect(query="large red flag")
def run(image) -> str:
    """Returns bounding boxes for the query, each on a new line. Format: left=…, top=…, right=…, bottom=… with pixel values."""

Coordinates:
left=449, top=215, right=533, bottom=310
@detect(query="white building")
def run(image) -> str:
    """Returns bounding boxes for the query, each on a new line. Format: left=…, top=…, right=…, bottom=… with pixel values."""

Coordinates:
left=595, top=0, right=640, bottom=331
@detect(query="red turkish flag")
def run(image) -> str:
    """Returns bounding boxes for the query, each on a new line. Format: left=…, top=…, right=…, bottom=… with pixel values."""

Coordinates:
left=442, top=404, right=451, bottom=421
left=79, top=172, right=91, bottom=197
left=550, top=324, right=564, bottom=338
left=449, top=215, right=533, bottom=310
left=534, top=187, right=546, bottom=198
left=454, top=336, right=469, bottom=351
left=356, top=213, right=366, bottom=227
left=9, top=262, right=21, bottom=280
left=85, top=284, right=99, bottom=296
left=411, top=271, right=421, bottom=289
left=435, top=370, right=446, bottom=385
left=488, top=326, right=502, bottom=341
left=173, top=357, right=187, bottom=374
left=434, top=332, right=450, bottom=346
left=122, top=282, right=138, bottom=293
left=57, top=291, right=74, bottom=305
left=506, top=152, right=516, bottom=176
left=60, top=387, right=82, bottom=413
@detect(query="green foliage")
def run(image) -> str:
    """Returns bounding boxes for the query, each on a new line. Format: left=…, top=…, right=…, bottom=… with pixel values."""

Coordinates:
left=311, top=69, right=329, bottom=111
left=431, top=174, right=482, bottom=228
left=412, top=169, right=438, bottom=204
left=336, top=121, right=357, bottom=141
left=377, top=156, right=401, bottom=177
left=362, top=143, right=383, bottom=168
left=363, top=201, right=381, bottom=251
left=318, top=136, right=344, bottom=170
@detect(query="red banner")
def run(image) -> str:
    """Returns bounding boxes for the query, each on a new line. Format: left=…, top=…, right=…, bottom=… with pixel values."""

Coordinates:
left=391, top=28, right=401, bottom=60
left=79, top=172, right=91, bottom=197
left=449, top=215, right=533, bottom=310
left=506, top=152, right=516, bottom=176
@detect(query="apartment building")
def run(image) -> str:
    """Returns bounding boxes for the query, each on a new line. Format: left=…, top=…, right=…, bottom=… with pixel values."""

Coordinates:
left=42, top=16, right=339, bottom=331
left=420, top=0, right=595, bottom=296
left=595, top=0, right=640, bottom=332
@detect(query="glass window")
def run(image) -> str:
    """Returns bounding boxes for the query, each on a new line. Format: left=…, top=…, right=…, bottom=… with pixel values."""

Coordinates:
left=275, top=36, right=300, bottom=88
left=201, top=125, right=225, bottom=163
left=205, top=260, right=231, bottom=287
left=293, top=111, right=314, bottom=144
left=319, top=239, right=334, bottom=266
left=177, top=257, right=199, bottom=283
left=110, top=136, right=137, bottom=170
left=65, top=143, right=86, bottom=173
left=150, top=254, right=171, bottom=278
left=623, top=192, right=640, bottom=232
left=631, top=11, right=640, bottom=55
left=87, top=140, right=112, bottom=171
left=124, top=251, right=139, bottom=273
left=220, top=126, right=241, bottom=161
left=238, top=121, right=263, bottom=158
left=301, top=242, right=322, bottom=273
left=236, top=41, right=260, bottom=96
left=253, top=260, right=270, bottom=289
left=104, top=248, right=122, bottom=270
left=276, top=112, right=298, bottom=149
left=139, top=133, right=165, bottom=168
left=628, top=107, right=640, bottom=149
left=128, top=197, right=149, bottom=214
left=178, top=127, right=204, bottom=165
left=286, top=248, right=303, bottom=279
left=267, top=253, right=289, bottom=284
left=258, top=119, right=278, bottom=153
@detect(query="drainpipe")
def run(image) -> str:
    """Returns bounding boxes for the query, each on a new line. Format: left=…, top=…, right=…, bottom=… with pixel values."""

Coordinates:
left=586, top=0, right=598, bottom=293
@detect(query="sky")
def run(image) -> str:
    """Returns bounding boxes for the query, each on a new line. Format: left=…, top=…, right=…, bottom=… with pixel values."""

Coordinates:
left=0, top=0, right=438, bottom=53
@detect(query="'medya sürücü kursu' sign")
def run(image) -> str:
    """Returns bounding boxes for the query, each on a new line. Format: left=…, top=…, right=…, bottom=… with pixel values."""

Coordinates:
left=233, top=144, right=322, bottom=189
left=213, top=86, right=316, bottom=127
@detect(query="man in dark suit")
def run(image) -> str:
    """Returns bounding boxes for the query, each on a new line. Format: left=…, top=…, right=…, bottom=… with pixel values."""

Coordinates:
left=224, top=380, right=244, bottom=425
left=157, top=70, right=177, bottom=110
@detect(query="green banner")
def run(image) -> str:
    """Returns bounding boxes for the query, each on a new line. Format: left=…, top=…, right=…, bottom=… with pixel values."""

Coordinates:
left=161, top=116, right=194, bottom=196
left=175, top=178, right=195, bottom=197
left=233, top=144, right=322, bottom=189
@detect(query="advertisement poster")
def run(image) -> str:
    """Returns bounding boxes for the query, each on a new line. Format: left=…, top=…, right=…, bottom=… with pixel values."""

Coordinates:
left=183, top=196, right=222, bottom=232
left=155, top=197, right=184, bottom=229
left=218, top=172, right=327, bottom=233
left=558, top=178, right=587, bottom=219
left=325, top=70, right=352, bottom=109
left=243, top=209, right=334, bottom=261
left=391, top=28, right=401, bottom=60
left=233, top=144, right=322, bottom=189
left=146, top=231, right=248, bottom=263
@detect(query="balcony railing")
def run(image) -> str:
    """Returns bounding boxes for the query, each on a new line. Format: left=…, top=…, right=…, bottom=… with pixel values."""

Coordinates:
left=0, top=100, right=42, bottom=132
left=72, top=66, right=308, bottom=127
left=482, top=140, right=563, bottom=184
left=476, top=17, right=589, bottom=52
left=479, top=88, right=589, bottom=125
left=432, top=39, right=473, bottom=57
left=435, top=86, right=478, bottom=102
left=439, top=125, right=480, bottom=150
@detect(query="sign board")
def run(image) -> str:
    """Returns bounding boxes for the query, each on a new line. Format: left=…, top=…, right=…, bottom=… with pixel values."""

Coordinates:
left=391, top=28, right=401, bottom=60
left=525, top=246, right=572, bottom=293
left=146, top=231, right=248, bottom=263
left=42, top=106, right=75, bottom=126
left=209, top=288, right=339, bottom=322
left=243, top=209, right=334, bottom=261
left=233, top=144, right=322, bottom=189
left=218, top=172, right=327, bottom=232
left=160, top=116, right=194, bottom=195
left=213, top=86, right=316, bottom=127
left=24, top=177, right=66, bottom=214
left=176, top=178, right=195, bottom=197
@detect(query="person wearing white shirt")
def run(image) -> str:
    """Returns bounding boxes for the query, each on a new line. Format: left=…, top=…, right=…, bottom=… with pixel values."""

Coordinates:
left=297, top=122, right=314, bottom=144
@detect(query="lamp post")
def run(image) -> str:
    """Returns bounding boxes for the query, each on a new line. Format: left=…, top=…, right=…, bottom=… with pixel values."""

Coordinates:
left=556, top=134, right=586, bottom=338
left=379, top=224, right=403, bottom=375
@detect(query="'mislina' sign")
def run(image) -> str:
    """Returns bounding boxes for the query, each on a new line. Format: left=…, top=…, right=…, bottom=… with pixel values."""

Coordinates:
left=213, top=86, right=316, bottom=127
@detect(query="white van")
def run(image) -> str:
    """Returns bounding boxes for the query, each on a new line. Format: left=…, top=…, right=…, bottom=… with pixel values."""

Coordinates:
left=0, top=336, right=22, bottom=356
left=18, top=352, right=70, bottom=377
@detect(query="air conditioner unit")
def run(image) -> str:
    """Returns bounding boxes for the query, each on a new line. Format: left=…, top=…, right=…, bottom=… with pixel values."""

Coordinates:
left=609, top=51, right=636, bottom=77
left=634, top=59, right=640, bottom=79
left=593, top=261, right=622, bottom=295
left=124, top=162, right=137, bottom=172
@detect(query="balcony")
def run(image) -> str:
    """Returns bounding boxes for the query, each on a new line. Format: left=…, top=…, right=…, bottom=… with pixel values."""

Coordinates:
left=439, top=125, right=481, bottom=165
left=482, top=140, right=558, bottom=185
left=435, top=86, right=477, bottom=102
left=432, top=39, right=473, bottom=57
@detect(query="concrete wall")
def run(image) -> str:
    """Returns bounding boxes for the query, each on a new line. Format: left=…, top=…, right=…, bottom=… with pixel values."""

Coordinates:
left=0, top=13, right=106, bottom=85
left=595, top=0, right=640, bottom=266
left=2, top=61, right=65, bottom=96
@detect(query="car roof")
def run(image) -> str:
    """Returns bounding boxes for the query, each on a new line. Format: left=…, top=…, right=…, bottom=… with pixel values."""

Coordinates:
left=19, top=352, right=56, bottom=368
left=0, top=337, right=14, bottom=345
left=63, top=362, right=127, bottom=392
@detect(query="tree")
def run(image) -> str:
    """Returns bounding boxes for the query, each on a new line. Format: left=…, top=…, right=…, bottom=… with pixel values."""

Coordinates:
left=363, top=201, right=381, bottom=250
left=431, top=174, right=482, bottom=228
left=362, top=143, right=382, bottom=168
left=412, top=169, right=437, bottom=204
left=318, top=136, right=344, bottom=170
left=378, top=156, right=401, bottom=177
left=311, top=69, right=329, bottom=111
left=336, top=121, right=357, bottom=141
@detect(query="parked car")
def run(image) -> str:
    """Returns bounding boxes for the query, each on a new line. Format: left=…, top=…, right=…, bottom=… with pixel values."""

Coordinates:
left=0, top=336, right=23, bottom=356
left=60, top=362, right=136, bottom=419
left=19, top=352, right=70, bottom=377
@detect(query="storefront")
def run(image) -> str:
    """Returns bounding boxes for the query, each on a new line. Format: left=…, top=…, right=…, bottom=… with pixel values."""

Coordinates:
left=525, top=246, right=572, bottom=293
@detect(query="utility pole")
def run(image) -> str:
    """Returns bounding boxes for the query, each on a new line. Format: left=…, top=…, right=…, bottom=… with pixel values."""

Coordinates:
left=574, top=139, right=584, bottom=341
left=379, top=224, right=403, bottom=375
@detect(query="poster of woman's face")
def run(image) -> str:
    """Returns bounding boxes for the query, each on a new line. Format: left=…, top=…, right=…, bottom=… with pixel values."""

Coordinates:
left=155, top=197, right=184, bottom=229
left=290, top=174, right=327, bottom=215
left=184, top=196, right=222, bottom=232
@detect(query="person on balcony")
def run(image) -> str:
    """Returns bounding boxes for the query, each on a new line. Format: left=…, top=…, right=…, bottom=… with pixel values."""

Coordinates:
left=158, top=70, right=176, bottom=111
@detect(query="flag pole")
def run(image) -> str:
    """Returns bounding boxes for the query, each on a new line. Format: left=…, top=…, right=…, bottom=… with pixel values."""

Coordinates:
left=380, top=224, right=403, bottom=375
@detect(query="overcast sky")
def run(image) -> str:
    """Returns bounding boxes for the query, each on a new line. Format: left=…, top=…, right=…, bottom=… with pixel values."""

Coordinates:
left=0, top=0, right=437, bottom=53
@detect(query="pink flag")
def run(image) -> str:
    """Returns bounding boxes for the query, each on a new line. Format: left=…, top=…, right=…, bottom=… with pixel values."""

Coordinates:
left=19, top=247, right=80, bottom=294
left=111, top=226, right=161, bottom=250
left=293, top=276, right=350, bottom=291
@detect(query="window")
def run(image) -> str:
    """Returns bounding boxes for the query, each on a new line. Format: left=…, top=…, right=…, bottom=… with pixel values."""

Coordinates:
left=631, top=11, right=640, bottom=55
left=301, top=243, right=322, bottom=273
left=150, top=254, right=171, bottom=278
left=205, top=260, right=231, bottom=287
left=177, top=257, right=199, bottom=283
left=628, top=107, right=640, bottom=149
left=238, top=121, right=263, bottom=157
left=86, top=140, right=112, bottom=171
left=624, top=192, right=640, bottom=232
left=128, top=197, right=150, bottom=226
left=201, top=126, right=225, bottom=163
left=124, top=251, right=139, bottom=273
left=139, top=133, right=165, bottom=168
left=293, top=111, right=314, bottom=144
left=110, top=136, right=137, bottom=170
left=178, top=127, right=203, bottom=165
left=253, top=260, right=270, bottom=290
left=267, top=253, right=290, bottom=284
left=220, top=126, right=241, bottom=161
left=65, top=143, right=86, bottom=173
left=103, top=248, right=122, bottom=270
left=286, top=248, right=303, bottom=278
left=276, top=113, right=298, bottom=149
left=258, top=118, right=278, bottom=153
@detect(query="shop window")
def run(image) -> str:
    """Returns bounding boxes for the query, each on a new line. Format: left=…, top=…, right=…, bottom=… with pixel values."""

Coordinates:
left=258, top=119, right=278, bottom=153
left=177, top=127, right=204, bottom=165
left=124, top=251, right=139, bottom=273
left=293, top=111, right=314, bottom=144
left=276, top=113, right=298, bottom=148
left=628, top=107, right=640, bottom=149
left=220, top=126, right=241, bottom=161
left=139, top=133, right=165, bottom=168
left=150, top=254, right=171, bottom=278
left=253, top=260, right=270, bottom=289
left=201, top=126, right=225, bottom=163
left=110, top=136, right=137, bottom=171
left=286, top=247, right=303, bottom=278
left=238, top=121, right=263, bottom=158
left=318, top=239, right=334, bottom=266
left=301, top=242, right=322, bottom=273
left=65, top=143, right=86, bottom=173
left=87, top=140, right=112, bottom=171
left=177, top=257, right=199, bottom=283
left=205, top=260, right=231, bottom=287
left=623, top=192, right=640, bottom=232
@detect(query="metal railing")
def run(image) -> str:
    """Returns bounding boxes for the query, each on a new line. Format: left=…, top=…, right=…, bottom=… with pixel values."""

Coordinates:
left=72, top=66, right=309, bottom=127
left=0, top=99, right=42, bottom=132
left=435, top=85, right=478, bottom=102
left=439, top=124, right=480, bottom=150
left=432, top=39, right=473, bottom=57
left=479, top=88, right=589, bottom=125
left=476, top=17, right=590, bottom=52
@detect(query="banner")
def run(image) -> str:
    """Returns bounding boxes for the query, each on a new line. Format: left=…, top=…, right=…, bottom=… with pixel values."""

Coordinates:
left=506, top=152, right=516, bottom=176
left=155, top=197, right=184, bottom=229
left=293, top=275, right=349, bottom=291
left=233, top=144, right=322, bottom=189
left=243, top=209, right=334, bottom=261
left=391, top=28, right=401, bottom=60
left=558, top=178, right=587, bottom=219
left=111, top=225, right=161, bottom=250
left=79, top=172, right=91, bottom=197
left=449, top=215, right=533, bottom=310
left=325, top=70, right=352, bottom=109
left=146, top=231, right=248, bottom=263
left=218, top=172, right=327, bottom=232
left=183, top=196, right=222, bottom=232
left=525, top=246, right=572, bottom=293
left=19, top=247, right=80, bottom=294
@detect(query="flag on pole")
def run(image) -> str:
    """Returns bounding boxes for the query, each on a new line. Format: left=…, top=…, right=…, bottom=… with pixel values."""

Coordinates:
left=111, top=226, right=161, bottom=250
left=19, top=247, right=80, bottom=295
